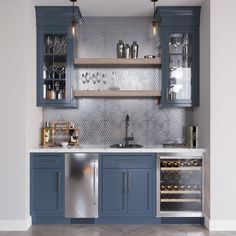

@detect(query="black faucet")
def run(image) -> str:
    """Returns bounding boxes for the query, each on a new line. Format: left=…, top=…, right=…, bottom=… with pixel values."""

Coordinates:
left=125, top=114, right=134, bottom=146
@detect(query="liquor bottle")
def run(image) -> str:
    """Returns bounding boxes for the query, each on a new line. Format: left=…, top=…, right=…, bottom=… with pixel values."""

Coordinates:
left=46, top=84, right=52, bottom=99
left=131, top=41, right=138, bottom=58
left=117, top=40, right=124, bottom=58
left=124, top=44, right=131, bottom=58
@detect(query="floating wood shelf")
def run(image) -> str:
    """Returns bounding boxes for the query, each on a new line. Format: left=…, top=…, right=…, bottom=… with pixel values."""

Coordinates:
left=74, top=90, right=161, bottom=104
left=74, top=90, right=161, bottom=98
left=161, top=191, right=201, bottom=194
left=74, top=58, right=161, bottom=67
left=161, top=167, right=201, bottom=171
left=161, top=199, right=201, bottom=203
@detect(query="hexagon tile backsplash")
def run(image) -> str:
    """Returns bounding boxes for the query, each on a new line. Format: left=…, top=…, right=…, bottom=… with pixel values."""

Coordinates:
left=43, top=99, right=193, bottom=145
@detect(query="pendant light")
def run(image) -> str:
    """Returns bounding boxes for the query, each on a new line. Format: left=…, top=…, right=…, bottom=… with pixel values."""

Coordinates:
left=69, top=0, right=78, bottom=38
left=151, top=0, right=158, bottom=36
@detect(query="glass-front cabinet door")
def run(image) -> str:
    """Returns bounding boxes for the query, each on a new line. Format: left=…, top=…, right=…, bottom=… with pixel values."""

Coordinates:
left=159, top=156, right=203, bottom=217
left=37, top=28, right=77, bottom=107
left=36, top=7, right=81, bottom=108
left=168, top=33, right=192, bottom=102
left=157, top=7, right=201, bottom=107
left=43, top=33, right=67, bottom=101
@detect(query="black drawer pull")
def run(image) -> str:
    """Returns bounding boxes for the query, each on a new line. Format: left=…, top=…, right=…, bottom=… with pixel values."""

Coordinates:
left=36, top=160, right=58, bottom=163
left=116, top=159, right=136, bottom=162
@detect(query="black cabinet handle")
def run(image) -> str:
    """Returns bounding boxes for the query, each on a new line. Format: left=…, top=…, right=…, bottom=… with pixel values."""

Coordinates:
left=127, top=172, right=131, bottom=193
left=116, top=159, right=136, bottom=162
left=57, top=172, right=61, bottom=193
left=123, top=172, right=127, bottom=193
left=37, top=159, right=58, bottom=163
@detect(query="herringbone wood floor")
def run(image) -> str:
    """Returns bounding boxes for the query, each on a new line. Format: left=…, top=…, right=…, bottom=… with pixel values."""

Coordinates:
left=0, top=225, right=236, bottom=236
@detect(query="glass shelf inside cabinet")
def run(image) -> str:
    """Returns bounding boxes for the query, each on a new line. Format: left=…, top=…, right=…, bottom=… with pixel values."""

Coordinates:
left=167, top=33, right=192, bottom=101
left=43, top=34, right=67, bottom=100
left=160, top=158, right=202, bottom=212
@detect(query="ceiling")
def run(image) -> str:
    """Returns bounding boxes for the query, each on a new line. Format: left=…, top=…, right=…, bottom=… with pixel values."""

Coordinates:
left=34, top=0, right=205, bottom=17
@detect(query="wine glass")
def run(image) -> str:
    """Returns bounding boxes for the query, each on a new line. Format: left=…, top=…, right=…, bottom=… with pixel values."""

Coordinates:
left=59, top=65, right=66, bottom=79
left=102, top=73, right=107, bottom=84
left=60, top=35, right=67, bottom=54
left=96, top=72, right=101, bottom=83
left=175, top=37, right=182, bottom=47
left=81, top=74, right=86, bottom=84
left=92, top=73, right=97, bottom=85
left=85, top=72, right=90, bottom=83
left=53, top=35, right=60, bottom=53
left=45, top=35, right=54, bottom=54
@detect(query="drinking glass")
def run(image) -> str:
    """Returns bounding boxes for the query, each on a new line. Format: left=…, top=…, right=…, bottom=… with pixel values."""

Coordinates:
left=45, top=35, right=54, bottom=54
left=96, top=72, right=101, bottom=83
left=81, top=74, right=86, bottom=84
left=102, top=73, right=107, bottom=84
left=53, top=35, right=61, bottom=53
left=85, top=72, right=90, bottom=83
left=92, top=73, right=97, bottom=87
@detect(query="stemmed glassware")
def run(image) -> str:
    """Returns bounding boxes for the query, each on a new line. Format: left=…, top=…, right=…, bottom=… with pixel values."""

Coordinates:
left=80, top=72, right=109, bottom=90
left=92, top=73, right=97, bottom=85
left=96, top=72, right=101, bottom=83
left=45, top=35, right=54, bottom=54
left=81, top=74, right=86, bottom=84
left=102, top=74, right=107, bottom=85
left=85, top=72, right=90, bottom=83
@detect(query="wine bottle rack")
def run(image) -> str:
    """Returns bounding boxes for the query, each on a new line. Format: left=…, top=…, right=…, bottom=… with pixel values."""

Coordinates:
left=160, top=157, right=202, bottom=214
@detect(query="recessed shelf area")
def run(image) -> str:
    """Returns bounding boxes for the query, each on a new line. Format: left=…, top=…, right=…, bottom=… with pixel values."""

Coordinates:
left=74, top=58, right=161, bottom=67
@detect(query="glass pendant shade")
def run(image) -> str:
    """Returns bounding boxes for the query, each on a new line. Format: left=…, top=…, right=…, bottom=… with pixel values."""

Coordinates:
left=152, top=20, right=158, bottom=36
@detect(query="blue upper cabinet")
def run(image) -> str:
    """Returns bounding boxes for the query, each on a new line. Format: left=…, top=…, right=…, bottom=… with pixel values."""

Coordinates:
left=156, top=7, right=201, bottom=107
left=35, top=7, right=82, bottom=107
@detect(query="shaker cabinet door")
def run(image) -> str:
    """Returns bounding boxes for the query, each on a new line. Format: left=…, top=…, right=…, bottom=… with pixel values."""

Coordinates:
left=31, top=168, right=64, bottom=217
left=127, top=169, right=154, bottom=216
left=101, top=169, right=128, bottom=216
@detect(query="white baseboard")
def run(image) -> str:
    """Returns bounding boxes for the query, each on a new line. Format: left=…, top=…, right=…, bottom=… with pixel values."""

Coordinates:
left=208, top=219, right=236, bottom=231
left=204, top=214, right=210, bottom=229
left=204, top=214, right=236, bottom=231
left=0, top=216, right=31, bottom=231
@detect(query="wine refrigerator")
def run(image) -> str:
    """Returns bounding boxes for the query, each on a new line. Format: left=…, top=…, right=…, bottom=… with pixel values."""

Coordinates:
left=157, top=155, right=203, bottom=217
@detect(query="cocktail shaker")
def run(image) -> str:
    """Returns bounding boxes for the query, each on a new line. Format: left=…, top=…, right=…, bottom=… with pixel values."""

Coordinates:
left=131, top=41, right=138, bottom=58
left=124, top=44, right=130, bottom=58
left=117, top=40, right=124, bottom=58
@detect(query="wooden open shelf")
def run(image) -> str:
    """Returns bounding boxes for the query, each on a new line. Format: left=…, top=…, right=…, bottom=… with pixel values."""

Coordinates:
left=74, top=58, right=161, bottom=67
left=74, top=90, right=161, bottom=98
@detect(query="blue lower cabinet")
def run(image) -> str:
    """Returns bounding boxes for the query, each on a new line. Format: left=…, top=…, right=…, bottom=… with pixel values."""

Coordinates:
left=30, top=153, right=68, bottom=224
left=102, top=169, right=128, bottom=216
left=101, top=154, right=156, bottom=218
left=127, top=169, right=153, bottom=215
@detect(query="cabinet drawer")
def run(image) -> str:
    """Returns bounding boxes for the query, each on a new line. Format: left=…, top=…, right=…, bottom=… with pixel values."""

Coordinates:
left=102, top=154, right=154, bottom=169
left=32, top=153, right=64, bottom=169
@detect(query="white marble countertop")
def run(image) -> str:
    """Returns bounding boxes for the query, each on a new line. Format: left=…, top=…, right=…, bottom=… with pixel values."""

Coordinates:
left=30, top=145, right=205, bottom=156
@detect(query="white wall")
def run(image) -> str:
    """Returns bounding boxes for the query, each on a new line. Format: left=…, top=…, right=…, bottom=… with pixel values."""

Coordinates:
left=0, top=0, right=42, bottom=231
left=193, top=0, right=211, bottom=223
left=209, top=0, right=236, bottom=231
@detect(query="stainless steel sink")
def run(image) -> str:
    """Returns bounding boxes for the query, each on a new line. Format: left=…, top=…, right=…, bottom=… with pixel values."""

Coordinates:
left=110, top=144, right=143, bottom=148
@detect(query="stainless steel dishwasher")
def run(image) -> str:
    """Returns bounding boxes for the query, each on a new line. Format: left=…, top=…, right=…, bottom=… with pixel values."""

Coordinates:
left=65, top=153, right=99, bottom=218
